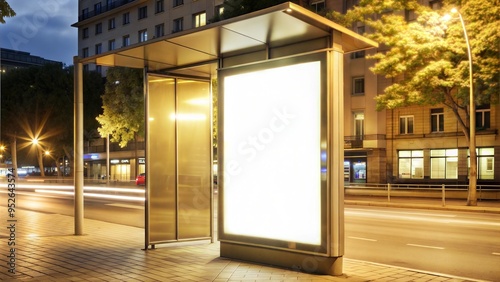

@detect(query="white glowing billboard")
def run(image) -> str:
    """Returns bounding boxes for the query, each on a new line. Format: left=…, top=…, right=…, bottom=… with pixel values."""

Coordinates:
left=220, top=54, right=326, bottom=250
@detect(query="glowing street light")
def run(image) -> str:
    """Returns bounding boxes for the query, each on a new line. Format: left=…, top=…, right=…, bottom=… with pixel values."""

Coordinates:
left=447, top=8, right=477, bottom=205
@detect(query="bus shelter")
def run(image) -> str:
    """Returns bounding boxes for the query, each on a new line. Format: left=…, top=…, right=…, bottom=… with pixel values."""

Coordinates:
left=74, top=2, right=377, bottom=275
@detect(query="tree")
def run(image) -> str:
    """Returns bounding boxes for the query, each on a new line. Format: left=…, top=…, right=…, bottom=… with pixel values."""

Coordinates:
left=83, top=70, right=105, bottom=151
left=0, top=0, right=15, bottom=23
left=329, top=0, right=500, bottom=206
left=1, top=63, right=73, bottom=176
left=96, top=67, right=144, bottom=148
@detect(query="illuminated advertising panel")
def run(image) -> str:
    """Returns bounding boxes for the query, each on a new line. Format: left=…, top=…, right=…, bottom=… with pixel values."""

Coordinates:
left=220, top=53, right=327, bottom=253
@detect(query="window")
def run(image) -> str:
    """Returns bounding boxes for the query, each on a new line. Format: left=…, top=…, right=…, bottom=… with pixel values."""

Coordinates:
left=430, top=149, right=458, bottom=179
left=82, top=8, right=89, bottom=19
left=354, top=112, right=364, bottom=140
left=108, top=39, right=116, bottom=51
left=122, top=35, right=130, bottom=47
left=311, top=0, right=325, bottom=13
left=108, top=18, right=116, bottom=30
left=352, top=77, right=364, bottom=95
left=429, top=0, right=443, bottom=10
left=96, top=65, right=102, bottom=74
left=215, top=5, right=224, bottom=18
left=173, top=17, right=183, bottom=33
left=95, top=23, right=102, bottom=35
left=174, top=0, right=184, bottom=7
left=344, top=0, right=360, bottom=12
left=82, top=47, right=89, bottom=58
left=94, top=2, right=102, bottom=14
left=351, top=51, right=365, bottom=59
left=95, top=43, right=102, bottom=55
left=400, top=116, right=414, bottom=134
left=431, top=108, right=444, bottom=132
left=138, top=6, right=147, bottom=19
left=405, top=9, right=417, bottom=22
left=470, top=148, right=495, bottom=180
left=123, top=12, right=130, bottom=25
left=351, top=26, right=365, bottom=58
left=398, top=150, right=424, bottom=179
left=106, top=0, right=114, bottom=9
left=193, top=12, right=206, bottom=28
left=476, top=104, right=490, bottom=129
left=155, top=24, right=164, bottom=38
left=82, top=28, right=89, bottom=39
left=138, top=29, right=148, bottom=42
left=155, top=0, right=164, bottom=13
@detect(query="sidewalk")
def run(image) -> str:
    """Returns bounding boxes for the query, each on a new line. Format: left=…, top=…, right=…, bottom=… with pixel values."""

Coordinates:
left=0, top=208, right=487, bottom=282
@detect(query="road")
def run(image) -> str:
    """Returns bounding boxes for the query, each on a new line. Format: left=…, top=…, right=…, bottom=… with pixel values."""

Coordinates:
left=2, top=182, right=499, bottom=281
left=2, top=182, right=145, bottom=228
left=345, top=206, right=500, bottom=281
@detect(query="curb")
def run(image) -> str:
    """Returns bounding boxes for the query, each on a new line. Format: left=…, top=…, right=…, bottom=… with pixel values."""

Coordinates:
left=345, top=200, right=500, bottom=214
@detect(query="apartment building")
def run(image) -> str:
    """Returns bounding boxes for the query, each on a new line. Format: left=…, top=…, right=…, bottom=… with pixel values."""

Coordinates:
left=336, top=0, right=499, bottom=185
left=75, top=0, right=499, bottom=185
left=73, top=0, right=223, bottom=181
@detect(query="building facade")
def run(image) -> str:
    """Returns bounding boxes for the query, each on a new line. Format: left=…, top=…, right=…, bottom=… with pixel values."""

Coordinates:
left=75, top=0, right=499, bottom=184
left=1, top=48, right=62, bottom=73
left=336, top=0, right=499, bottom=185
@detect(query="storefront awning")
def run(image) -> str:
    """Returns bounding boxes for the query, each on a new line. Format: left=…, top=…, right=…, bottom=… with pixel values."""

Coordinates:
left=79, top=2, right=377, bottom=77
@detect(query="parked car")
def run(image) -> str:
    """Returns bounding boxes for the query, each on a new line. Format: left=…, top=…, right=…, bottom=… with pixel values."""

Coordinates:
left=135, top=173, right=145, bottom=185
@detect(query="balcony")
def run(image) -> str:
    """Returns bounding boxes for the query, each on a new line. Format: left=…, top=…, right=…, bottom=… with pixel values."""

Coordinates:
left=79, top=0, right=137, bottom=22
left=344, top=134, right=386, bottom=149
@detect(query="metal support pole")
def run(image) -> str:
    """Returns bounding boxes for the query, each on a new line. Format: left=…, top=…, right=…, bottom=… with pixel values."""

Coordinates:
left=73, top=56, right=84, bottom=235
left=106, top=134, right=110, bottom=184
left=387, top=183, right=391, bottom=202
left=442, top=184, right=446, bottom=207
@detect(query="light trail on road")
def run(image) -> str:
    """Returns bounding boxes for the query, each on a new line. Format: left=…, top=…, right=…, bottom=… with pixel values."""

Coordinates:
left=34, top=189, right=145, bottom=201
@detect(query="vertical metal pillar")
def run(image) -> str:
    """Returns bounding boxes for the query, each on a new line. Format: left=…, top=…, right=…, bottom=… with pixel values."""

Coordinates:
left=73, top=56, right=84, bottom=235
left=329, top=31, right=345, bottom=275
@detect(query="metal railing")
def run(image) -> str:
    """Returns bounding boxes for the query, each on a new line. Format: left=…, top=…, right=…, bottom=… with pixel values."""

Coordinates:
left=344, top=183, right=500, bottom=205
left=78, top=0, right=137, bottom=21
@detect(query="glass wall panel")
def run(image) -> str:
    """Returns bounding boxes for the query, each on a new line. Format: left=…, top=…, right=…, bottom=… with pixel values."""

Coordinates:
left=148, top=76, right=176, bottom=243
left=177, top=79, right=211, bottom=239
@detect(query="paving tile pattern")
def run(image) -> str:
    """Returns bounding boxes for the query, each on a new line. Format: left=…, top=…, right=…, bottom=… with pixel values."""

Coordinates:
left=0, top=210, right=475, bottom=281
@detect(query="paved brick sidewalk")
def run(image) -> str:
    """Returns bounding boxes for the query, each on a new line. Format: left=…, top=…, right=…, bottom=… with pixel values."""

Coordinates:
left=0, top=209, right=480, bottom=281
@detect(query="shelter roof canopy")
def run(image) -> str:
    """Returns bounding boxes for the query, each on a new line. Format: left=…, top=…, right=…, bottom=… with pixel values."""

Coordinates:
left=80, top=2, right=378, bottom=76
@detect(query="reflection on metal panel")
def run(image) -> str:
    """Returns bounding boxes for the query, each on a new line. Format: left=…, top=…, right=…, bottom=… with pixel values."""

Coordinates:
left=177, top=80, right=211, bottom=239
left=146, top=75, right=211, bottom=246
left=148, top=76, right=176, bottom=243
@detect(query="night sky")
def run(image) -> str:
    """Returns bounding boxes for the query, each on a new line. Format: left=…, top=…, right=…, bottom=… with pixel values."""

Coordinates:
left=0, top=0, right=77, bottom=66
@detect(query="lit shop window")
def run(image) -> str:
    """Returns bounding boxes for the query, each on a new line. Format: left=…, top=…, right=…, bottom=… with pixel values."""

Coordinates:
left=469, top=148, right=495, bottom=180
left=399, top=150, right=423, bottom=179
left=430, top=149, right=457, bottom=179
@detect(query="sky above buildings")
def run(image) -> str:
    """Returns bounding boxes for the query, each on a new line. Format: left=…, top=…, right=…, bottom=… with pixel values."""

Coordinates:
left=0, top=0, right=77, bottom=66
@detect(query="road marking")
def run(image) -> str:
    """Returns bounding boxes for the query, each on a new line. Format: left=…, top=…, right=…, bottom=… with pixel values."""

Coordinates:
left=106, top=203, right=144, bottom=210
left=406, top=243, right=444, bottom=250
left=348, top=236, right=377, bottom=242
left=493, top=252, right=500, bottom=256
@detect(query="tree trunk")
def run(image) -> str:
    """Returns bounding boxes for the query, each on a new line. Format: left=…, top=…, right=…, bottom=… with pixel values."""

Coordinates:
left=63, top=145, right=73, bottom=177
left=37, top=148, right=46, bottom=177
left=55, top=158, right=62, bottom=178
left=447, top=105, right=477, bottom=206
left=10, top=138, right=18, bottom=179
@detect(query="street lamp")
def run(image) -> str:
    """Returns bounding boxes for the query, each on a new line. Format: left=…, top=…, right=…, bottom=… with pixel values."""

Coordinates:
left=450, top=8, right=477, bottom=206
